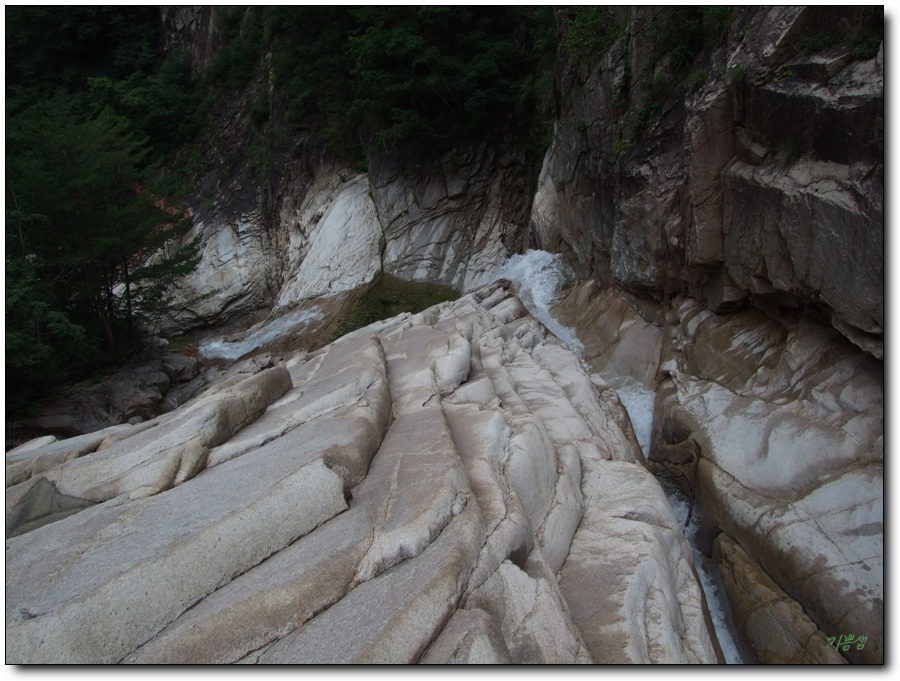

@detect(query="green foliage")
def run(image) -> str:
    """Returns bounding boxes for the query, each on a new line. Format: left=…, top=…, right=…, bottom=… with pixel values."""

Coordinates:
left=207, top=6, right=557, bottom=159
left=727, top=65, right=747, bottom=86
left=205, top=7, right=266, bottom=88
left=652, top=6, right=732, bottom=73
left=851, top=36, right=881, bottom=60
left=847, top=7, right=883, bottom=61
left=772, top=69, right=796, bottom=82
left=250, top=98, right=270, bottom=127
left=346, top=6, right=555, bottom=151
left=561, top=7, right=623, bottom=62
left=6, top=6, right=201, bottom=158
left=86, top=53, right=202, bottom=155
left=802, top=32, right=835, bottom=54
left=613, top=135, right=633, bottom=159
left=633, top=103, right=662, bottom=140
left=349, top=7, right=518, bottom=146
left=5, top=6, right=159, bottom=95
left=6, top=90, right=198, bottom=410
left=5, top=6, right=207, bottom=415
left=688, top=68, right=709, bottom=92
left=5, top=256, right=97, bottom=413
left=652, top=8, right=705, bottom=73
left=703, top=6, right=733, bottom=47
left=778, top=138, right=805, bottom=162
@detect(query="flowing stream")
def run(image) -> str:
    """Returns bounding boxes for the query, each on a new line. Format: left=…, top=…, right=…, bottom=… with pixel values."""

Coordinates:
left=198, top=307, right=324, bottom=360
left=500, top=250, right=584, bottom=357
left=607, top=373, right=750, bottom=663
left=504, top=249, right=749, bottom=664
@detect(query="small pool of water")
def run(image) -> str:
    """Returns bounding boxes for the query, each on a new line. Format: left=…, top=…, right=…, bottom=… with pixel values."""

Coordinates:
left=329, top=273, right=460, bottom=340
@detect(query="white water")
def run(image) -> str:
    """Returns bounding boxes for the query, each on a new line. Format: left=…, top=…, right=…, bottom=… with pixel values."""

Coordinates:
left=198, top=307, right=324, bottom=360
left=502, top=250, right=749, bottom=662
left=612, top=374, right=748, bottom=663
left=605, top=376, right=656, bottom=458
left=500, top=250, right=584, bottom=356
left=662, top=478, right=750, bottom=664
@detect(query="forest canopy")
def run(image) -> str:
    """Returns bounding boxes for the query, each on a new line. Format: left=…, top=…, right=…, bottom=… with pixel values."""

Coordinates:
left=6, top=7, right=199, bottom=414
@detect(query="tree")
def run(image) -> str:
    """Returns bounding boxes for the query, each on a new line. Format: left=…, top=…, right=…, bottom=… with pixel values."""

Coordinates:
left=6, top=90, right=197, bottom=406
left=209, top=6, right=557, bottom=159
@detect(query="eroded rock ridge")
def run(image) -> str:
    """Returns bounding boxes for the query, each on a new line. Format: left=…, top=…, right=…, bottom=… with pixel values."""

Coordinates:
left=6, top=284, right=719, bottom=664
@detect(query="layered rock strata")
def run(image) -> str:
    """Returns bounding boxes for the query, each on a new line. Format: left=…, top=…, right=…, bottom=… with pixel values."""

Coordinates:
left=159, top=142, right=536, bottom=337
left=6, top=284, right=718, bottom=664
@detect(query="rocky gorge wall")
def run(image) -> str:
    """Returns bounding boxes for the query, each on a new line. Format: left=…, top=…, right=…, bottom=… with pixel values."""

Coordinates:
left=6, top=5, right=883, bottom=666
left=537, top=5, right=883, bottom=358
left=154, top=6, right=540, bottom=336
left=533, top=7, right=883, bottom=663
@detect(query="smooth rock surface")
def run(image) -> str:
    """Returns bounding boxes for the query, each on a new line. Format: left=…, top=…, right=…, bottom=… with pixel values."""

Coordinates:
left=542, top=6, right=883, bottom=352
left=714, top=534, right=847, bottom=664
left=555, top=279, right=882, bottom=664
left=6, top=283, right=718, bottom=664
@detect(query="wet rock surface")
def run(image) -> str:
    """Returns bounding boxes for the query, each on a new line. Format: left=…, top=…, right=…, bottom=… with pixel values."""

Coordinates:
left=714, top=534, right=847, bottom=664
left=5, top=5, right=882, bottom=667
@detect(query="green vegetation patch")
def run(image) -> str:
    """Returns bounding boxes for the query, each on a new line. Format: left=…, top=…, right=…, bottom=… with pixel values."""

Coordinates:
left=330, top=273, right=460, bottom=341
left=208, top=6, right=558, bottom=159
left=561, top=7, right=624, bottom=62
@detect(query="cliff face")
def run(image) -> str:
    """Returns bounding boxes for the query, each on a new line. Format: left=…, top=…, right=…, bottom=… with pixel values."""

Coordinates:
left=154, top=8, right=542, bottom=337
left=537, top=6, right=883, bottom=357
left=539, top=6, right=883, bottom=664
left=160, top=7, right=883, bottom=360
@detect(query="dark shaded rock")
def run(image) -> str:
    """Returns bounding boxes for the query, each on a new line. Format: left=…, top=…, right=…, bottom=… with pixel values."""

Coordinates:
left=537, top=5, right=883, bottom=355
left=18, top=362, right=171, bottom=437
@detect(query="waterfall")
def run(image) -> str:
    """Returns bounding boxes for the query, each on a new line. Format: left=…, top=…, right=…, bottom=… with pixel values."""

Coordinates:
left=500, top=250, right=584, bottom=356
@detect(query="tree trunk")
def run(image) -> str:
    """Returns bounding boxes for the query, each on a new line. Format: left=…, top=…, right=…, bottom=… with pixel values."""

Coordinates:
left=123, top=257, right=133, bottom=341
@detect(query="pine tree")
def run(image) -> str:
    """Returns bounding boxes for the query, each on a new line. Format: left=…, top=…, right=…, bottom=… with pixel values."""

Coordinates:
left=6, top=90, right=198, bottom=409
